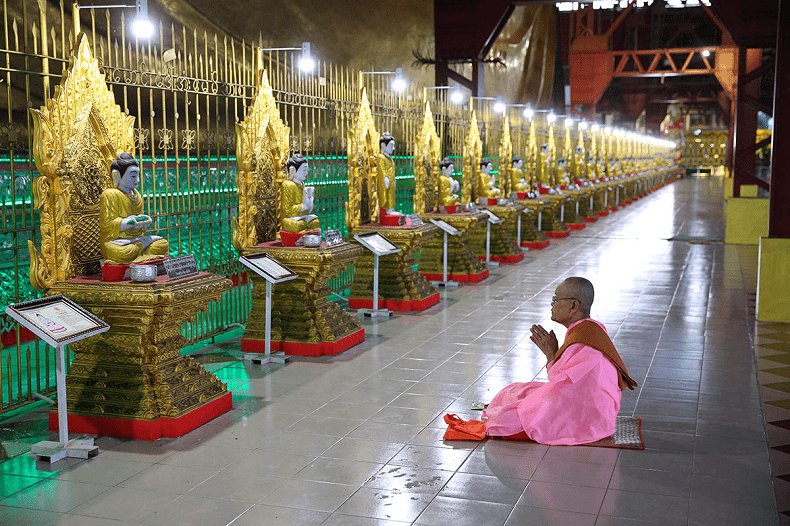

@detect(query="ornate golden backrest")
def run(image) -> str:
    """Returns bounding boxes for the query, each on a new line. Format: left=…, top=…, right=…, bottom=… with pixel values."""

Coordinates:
left=346, top=88, right=379, bottom=230
left=413, top=100, right=441, bottom=214
left=499, top=115, right=512, bottom=197
left=234, top=66, right=290, bottom=252
left=28, top=34, right=135, bottom=290
left=462, top=109, right=482, bottom=203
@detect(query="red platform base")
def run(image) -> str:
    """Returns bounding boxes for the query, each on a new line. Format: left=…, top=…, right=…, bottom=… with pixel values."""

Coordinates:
left=521, top=240, right=550, bottom=249
left=567, top=223, right=586, bottom=230
left=242, top=328, right=365, bottom=357
left=582, top=216, right=599, bottom=223
left=607, top=206, right=619, bottom=212
left=596, top=211, right=609, bottom=216
left=421, top=269, right=489, bottom=283
left=348, top=292, right=440, bottom=312
left=49, top=392, right=232, bottom=441
left=477, top=252, right=525, bottom=264
left=545, top=231, right=571, bottom=239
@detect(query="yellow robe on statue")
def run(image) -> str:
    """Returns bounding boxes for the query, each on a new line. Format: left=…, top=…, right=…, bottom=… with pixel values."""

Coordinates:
left=99, top=188, right=169, bottom=265
left=281, top=179, right=321, bottom=232
left=478, top=172, right=499, bottom=198
left=511, top=168, right=527, bottom=193
left=377, top=153, right=397, bottom=210
left=439, top=175, right=459, bottom=206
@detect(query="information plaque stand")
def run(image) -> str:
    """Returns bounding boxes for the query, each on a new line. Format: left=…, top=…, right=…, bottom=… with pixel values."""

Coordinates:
left=480, top=209, right=504, bottom=268
left=239, top=253, right=299, bottom=364
left=429, top=218, right=461, bottom=288
left=5, top=296, right=110, bottom=463
left=352, top=231, right=402, bottom=318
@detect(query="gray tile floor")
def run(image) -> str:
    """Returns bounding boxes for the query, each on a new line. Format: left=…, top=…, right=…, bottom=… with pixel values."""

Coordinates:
left=0, top=176, right=780, bottom=525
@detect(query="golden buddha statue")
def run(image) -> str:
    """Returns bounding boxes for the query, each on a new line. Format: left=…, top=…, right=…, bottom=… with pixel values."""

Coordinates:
left=377, top=132, right=398, bottom=215
left=556, top=158, right=570, bottom=186
left=587, top=155, right=596, bottom=181
left=478, top=157, right=501, bottom=198
left=537, top=143, right=551, bottom=187
left=572, top=146, right=584, bottom=183
left=511, top=156, right=528, bottom=193
left=282, top=153, right=321, bottom=233
left=439, top=157, right=460, bottom=206
left=100, top=153, right=169, bottom=265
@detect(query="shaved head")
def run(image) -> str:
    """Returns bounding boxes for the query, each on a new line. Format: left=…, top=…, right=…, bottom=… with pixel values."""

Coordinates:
left=563, top=277, right=594, bottom=317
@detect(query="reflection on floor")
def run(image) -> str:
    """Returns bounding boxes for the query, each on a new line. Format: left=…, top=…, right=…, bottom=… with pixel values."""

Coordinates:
left=0, top=177, right=784, bottom=526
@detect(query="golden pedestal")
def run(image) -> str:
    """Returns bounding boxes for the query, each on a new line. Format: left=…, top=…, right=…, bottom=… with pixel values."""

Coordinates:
left=592, top=183, right=612, bottom=217
left=418, top=212, right=489, bottom=282
left=559, top=189, right=587, bottom=230
left=516, top=200, right=551, bottom=249
left=349, top=223, right=441, bottom=311
left=468, top=204, right=526, bottom=263
left=48, top=272, right=233, bottom=441
left=537, top=194, right=571, bottom=238
left=242, top=242, right=365, bottom=356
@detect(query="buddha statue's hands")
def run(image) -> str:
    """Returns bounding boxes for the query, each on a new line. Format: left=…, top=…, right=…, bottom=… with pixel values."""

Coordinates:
left=530, top=324, right=559, bottom=361
left=383, top=176, right=390, bottom=189
left=120, top=214, right=152, bottom=231
left=302, top=186, right=315, bottom=214
left=450, top=180, right=460, bottom=193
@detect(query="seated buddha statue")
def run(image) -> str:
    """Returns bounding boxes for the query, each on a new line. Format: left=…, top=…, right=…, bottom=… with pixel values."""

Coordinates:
left=100, top=153, right=169, bottom=265
left=282, top=153, right=320, bottom=233
left=377, top=132, right=399, bottom=216
left=511, top=156, right=528, bottom=193
left=537, top=143, right=551, bottom=189
left=478, top=158, right=500, bottom=199
left=572, top=146, right=584, bottom=183
left=439, top=157, right=460, bottom=207
left=587, top=155, right=596, bottom=182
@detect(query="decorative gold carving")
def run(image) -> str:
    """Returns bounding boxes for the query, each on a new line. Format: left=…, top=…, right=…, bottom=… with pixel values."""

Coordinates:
left=414, top=101, right=441, bottom=214
left=462, top=109, right=482, bottom=204
left=468, top=204, right=525, bottom=258
left=50, top=273, right=232, bottom=421
left=28, top=33, right=135, bottom=290
left=347, top=87, right=379, bottom=229
left=349, top=224, right=440, bottom=305
left=499, top=115, right=513, bottom=197
left=418, top=212, right=488, bottom=277
left=234, top=66, right=290, bottom=252
left=243, top=243, right=364, bottom=345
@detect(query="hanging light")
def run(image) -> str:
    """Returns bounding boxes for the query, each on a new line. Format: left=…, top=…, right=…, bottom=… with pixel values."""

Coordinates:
left=547, top=112, right=556, bottom=123
left=132, top=0, right=154, bottom=39
left=299, top=42, right=315, bottom=73
left=523, top=105, right=534, bottom=119
left=450, top=88, right=464, bottom=104
left=565, top=117, right=573, bottom=127
left=493, top=98, right=506, bottom=113
left=579, top=121, right=588, bottom=130
left=391, top=68, right=407, bottom=92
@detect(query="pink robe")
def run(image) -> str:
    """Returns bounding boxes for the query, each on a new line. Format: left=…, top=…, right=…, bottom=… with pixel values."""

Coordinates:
left=483, top=319, right=621, bottom=445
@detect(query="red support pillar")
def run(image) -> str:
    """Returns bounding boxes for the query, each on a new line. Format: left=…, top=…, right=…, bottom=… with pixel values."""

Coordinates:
left=768, top=0, right=789, bottom=238
left=731, top=48, right=762, bottom=197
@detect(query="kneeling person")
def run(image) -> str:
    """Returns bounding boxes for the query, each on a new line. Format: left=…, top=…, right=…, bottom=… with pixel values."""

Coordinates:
left=483, top=277, right=637, bottom=445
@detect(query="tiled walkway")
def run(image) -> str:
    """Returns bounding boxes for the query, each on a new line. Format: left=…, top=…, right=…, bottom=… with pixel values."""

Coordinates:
left=0, top=176, right=782, bottom=526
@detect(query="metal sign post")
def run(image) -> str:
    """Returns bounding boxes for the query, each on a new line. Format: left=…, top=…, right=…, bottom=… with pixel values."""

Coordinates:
left=353, top=232, right=401, bottom=318
left=6, top=295, right=110, bottom=463
left=239, top=253, right=299, bottom=364
left=429, top=218, right=461, bottom=288
left=480, top=209, right=503, bottom=269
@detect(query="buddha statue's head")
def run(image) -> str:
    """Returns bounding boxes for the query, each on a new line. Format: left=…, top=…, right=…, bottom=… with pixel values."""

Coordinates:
left=512, top=156, right=523, bottom=170
left=540, top=143, right=549, bottom=155
left=558, top=158, right=567, bottom=168
left=588, top=155, right=594, bottom=162
left=111, top=152, right=140, bottom=195
left=440, top=157, right=454, bottom=177
left=379, top=132, right=395, bottom=157
left=480, top=157, right=492, bottom=174
left=287, top=153, right=309, bottom=184
left=576, top=145, right=583, bottom=156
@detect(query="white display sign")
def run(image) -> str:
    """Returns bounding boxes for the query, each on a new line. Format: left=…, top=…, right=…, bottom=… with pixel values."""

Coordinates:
left=239, top=253, right=299, bottom=284
left=429, top=218, right=461, bottom=236
left=481, top=209, right=503, bottom=224
left=353, top=232, right=401, bottom=256
left=6, top=295, right=110, bottom=348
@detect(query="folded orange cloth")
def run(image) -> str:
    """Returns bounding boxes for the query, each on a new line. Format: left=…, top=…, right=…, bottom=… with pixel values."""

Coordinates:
left=443, top=414, right=487, bottom=440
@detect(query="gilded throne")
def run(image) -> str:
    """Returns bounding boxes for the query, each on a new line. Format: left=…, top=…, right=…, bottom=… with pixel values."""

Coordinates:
left=27, top=35, right=232, bottom=440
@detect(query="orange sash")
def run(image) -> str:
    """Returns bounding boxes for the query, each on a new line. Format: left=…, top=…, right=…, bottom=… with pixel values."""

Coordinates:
left=552, top=319, right=637, bottom=391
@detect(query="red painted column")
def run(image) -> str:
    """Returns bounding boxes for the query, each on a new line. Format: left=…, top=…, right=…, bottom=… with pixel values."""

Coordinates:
left=768, top=0, right=789, bottom=238
left=731, top=48, right=762, bottom=198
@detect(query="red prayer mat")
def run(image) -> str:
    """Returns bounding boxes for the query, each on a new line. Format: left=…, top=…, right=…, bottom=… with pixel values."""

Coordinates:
left=443, top=414, right=645, bottom=450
